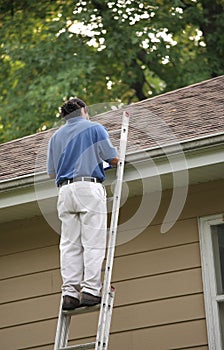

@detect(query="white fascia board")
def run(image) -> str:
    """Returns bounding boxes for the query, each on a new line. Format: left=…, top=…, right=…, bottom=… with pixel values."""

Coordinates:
left=0, top=133, right=224, bottom=210
left=0, top=174, right=58, bottom=211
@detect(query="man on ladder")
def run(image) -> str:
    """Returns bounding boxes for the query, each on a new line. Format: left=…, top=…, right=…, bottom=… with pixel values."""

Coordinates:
left=47, top=97, right=119, bottom=311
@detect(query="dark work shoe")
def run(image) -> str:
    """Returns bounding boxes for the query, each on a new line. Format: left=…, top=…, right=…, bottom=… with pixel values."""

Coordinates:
left=62, top=295, right=80, bottom=310
left=80, top=292, right=101, bottom=306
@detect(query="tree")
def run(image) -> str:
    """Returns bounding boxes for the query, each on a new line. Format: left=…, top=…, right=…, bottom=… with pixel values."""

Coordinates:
left=0, top=0, right=224, bottom=142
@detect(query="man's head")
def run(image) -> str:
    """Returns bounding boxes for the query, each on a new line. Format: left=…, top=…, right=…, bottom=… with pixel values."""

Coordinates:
left=60, top=97, right=89, bottom=119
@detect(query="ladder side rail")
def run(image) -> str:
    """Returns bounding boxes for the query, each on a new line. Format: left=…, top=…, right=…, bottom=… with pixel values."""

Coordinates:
left=101, top=288, right=115, bottom=350
left=103, top=116, right=128, bottom=286
left=60, top=314, right=72, bottom=348
left=54, top=295, right=72, bottom=350
left=96, top=149, right=127, bottom=349
left=104, top=111, right=129, bottom=292
left=54, top=296, right=64, bottom=350
left=96, top=155, right=125, bottom=341
left=96, top=111, right=129, bottom=350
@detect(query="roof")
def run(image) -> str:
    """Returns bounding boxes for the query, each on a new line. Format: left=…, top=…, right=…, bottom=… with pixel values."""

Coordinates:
left=1, top=75, right=224, bottom=182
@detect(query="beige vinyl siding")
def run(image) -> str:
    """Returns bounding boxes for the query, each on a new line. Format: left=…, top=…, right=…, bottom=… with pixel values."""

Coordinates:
left=1, top=179, right=224, bottom=349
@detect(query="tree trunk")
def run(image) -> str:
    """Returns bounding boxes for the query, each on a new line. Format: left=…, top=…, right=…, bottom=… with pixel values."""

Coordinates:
left=200, top=0, right=224, bottom=77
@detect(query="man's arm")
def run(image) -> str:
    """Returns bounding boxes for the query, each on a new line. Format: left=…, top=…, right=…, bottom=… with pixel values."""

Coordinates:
left=109, top=157, right=119, bottom=166
left=47, top=137, right=56, bottom=180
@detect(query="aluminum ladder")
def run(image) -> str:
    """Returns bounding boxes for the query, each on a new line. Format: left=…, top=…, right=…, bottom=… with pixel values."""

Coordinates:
left=54, top=110, right=130, bottom=350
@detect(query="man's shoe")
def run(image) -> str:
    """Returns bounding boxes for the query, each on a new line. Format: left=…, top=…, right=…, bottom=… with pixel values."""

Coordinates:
left=62, top=295, right=80, bottom=310
left=80, top=292, right=101, bottom=306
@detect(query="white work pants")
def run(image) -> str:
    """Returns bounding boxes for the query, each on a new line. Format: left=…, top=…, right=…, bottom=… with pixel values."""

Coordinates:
left=57, top=181, right=107, bottom=299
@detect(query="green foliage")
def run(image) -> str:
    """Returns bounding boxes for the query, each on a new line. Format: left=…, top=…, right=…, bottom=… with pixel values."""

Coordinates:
left=0, top=0, right=223, bottom=142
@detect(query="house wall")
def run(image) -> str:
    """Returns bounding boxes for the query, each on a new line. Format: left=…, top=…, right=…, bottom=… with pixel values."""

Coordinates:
left=1, top=179, right=224, bottom=350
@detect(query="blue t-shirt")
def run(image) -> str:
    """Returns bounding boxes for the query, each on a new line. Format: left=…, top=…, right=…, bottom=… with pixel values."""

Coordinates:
left=47, top=117, right=117, bottom=186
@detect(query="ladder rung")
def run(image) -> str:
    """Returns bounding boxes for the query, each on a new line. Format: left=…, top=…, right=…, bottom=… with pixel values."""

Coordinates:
left=62, top=304, right=100, bottom=316
left=58, top=342, right=96, bottom=350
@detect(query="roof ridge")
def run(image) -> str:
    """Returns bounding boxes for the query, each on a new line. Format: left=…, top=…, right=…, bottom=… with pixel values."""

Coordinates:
left=131, top=74, right=224, bottom=106
left=1, top=75, right=223, bottom=146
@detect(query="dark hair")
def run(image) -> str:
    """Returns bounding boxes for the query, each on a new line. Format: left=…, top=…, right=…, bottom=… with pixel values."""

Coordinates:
left=60, top=97, right=86, bottom=118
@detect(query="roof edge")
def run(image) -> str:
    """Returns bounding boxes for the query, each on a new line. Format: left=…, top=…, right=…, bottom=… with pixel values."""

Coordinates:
left=1, top=131, right=224, bottom=191
left=127, top=131, right=224, bottom=163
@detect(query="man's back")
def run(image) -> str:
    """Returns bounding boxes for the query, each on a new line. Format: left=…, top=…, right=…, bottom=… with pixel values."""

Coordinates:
left=47, top=116, right=117, bottom=186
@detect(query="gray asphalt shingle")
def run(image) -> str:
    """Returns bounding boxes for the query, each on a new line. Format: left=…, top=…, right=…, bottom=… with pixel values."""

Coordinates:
left=0, top=75, right=224, bottom=181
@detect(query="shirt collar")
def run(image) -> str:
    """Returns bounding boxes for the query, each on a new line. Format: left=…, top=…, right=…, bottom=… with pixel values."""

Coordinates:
left=66, top=116, right=83, bottom=124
